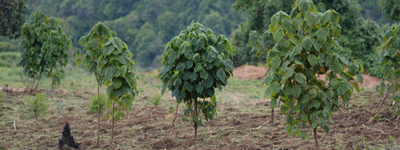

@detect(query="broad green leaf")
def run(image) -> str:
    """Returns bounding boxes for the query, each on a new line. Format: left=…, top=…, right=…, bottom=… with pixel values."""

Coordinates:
left=313, top=100, right=320, bottom=109
left=301, top=37, right=313, bottom=51
left=103, top=45, right=114, bottom=56
left=309, top=89, right=317, bottom=98
left=295, top=73, right=306, bottom=84
left=120, top=66, right=127, bottom=77
left=270, top=81, right=280, bottom=94
left=203, top=76, right=213, bottom=88
left=185, top=60, right=194, bottom=69
left=348, top=62, right=359, bottom=75
left=190, top=72, right=199, bottom=82
left=283, top=86, right=292, bottom=95
left=319, top=118, right=327, bottom=127
left=339, top=72, right=350, bottom=81
left=122, top=97, right=132, bottom=108
left=298, top=0, right=310, bottom=12
left=271, top=57, right=281, bottom=69
left=196, top=83, right=204, bottom=93
left=356, top=73, right=363, bottom=84
left=316, top=28, right=329, bottom=40
left=307, top=54, right=318, bottom=67
left=216, top=68, right=226, bottom=81
left=352, top=82, right=360, bottom=93
left=193, top=53, right=200, bottom=63
left=184, top=82, right=193, bottom=91
left=273, top=29, right=285, bottom=42
left=114, top=78, right=122, bottom=89
left=111, top=37, right=123, bottom=52
left=332, top=63, right=342, bottom=74
left=114, top=111, right=125, bottom=120
left=337, top=83, right=347, bottom=95
left=118, top=54, right=128, bottom=65
left=305, top=12, right=317, bottom=26
left=311, top=122, right=318, bottom=129
left=173, top=78, right=182, bottom=87
left=105, top=65, right=117, bottom=80
left=270, top=98, right=277, bottom=108
left=339, top=57, right=350, bottom=65
left=292, top=45, right=302, bottom=56
left=293, top=85, right=301, bottom=97
left=286, top=116, right=294, bottom=125
left=176, top=62, right=186, bottom=71
left=200, top=70, right=208, bottom=79
left=300, top=132, right=307, bottom=139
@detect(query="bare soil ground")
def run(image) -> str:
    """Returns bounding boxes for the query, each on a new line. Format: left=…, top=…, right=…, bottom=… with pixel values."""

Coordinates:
left=0, top=66, right=399, bottom=150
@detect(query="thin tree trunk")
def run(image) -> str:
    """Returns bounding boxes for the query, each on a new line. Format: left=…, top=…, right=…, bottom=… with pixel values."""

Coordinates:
left=172, top=103, right=179, bottom=127
left=31, top=77, right=35, bottom=90
left=313, top=128, right=319, bottom=150
left=51, top=70, right=54, bottom=93
left=111, top=101, right=114, bottom=145
left=96, top=83, right=100, bottom=146
left=27, top=77, right=30, bottom=92
left=194, top=99, right=198, bottom=138
left=34, top=71, right=42, bottom=90
left=271, top=108, right=274, bottom=124
left=375, top=89, right=393, bottom=116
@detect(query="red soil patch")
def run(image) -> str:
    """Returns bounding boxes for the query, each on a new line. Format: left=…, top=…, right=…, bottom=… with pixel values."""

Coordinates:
left=233, top=65, right=268, bottom=80
left=233, top=65, right=383, bottom=88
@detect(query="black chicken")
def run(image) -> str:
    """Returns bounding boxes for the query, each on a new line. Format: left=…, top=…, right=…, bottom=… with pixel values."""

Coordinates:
left=59, top=122, right=80, bottom=149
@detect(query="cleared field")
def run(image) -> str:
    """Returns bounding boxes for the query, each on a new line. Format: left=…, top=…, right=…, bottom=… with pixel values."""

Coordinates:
left=0, top=66, right=399, bottom=149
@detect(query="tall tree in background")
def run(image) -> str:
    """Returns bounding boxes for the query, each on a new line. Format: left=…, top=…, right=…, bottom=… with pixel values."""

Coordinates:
left=380, top=0, right=400, bottom=22
left=0, top=0, right=29, bottom=39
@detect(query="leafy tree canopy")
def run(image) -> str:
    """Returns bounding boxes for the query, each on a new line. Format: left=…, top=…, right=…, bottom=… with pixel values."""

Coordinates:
left=0, top=0, right=29, bottom=39
left=380, top=0, right=400, bottom=22
left=19, top=11, right=72, bottom=90
left=158, top=22, right=234, bottom=137
left=251, top=0, right=364, bottom=148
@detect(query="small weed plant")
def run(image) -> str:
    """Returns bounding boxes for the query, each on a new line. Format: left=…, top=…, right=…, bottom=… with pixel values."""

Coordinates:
left=26, top=93, right=49, bottom=119
left=88, top=93, right=106, bottom=114
left=150, top=93, right=162, bottom=107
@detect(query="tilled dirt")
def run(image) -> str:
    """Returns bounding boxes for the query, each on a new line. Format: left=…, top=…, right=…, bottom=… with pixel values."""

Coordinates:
left=0, top=86, right=399, bottom=149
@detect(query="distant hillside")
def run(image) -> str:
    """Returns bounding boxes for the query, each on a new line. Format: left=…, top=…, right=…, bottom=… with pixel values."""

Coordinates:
left=25, top=0, right=246, bottom=68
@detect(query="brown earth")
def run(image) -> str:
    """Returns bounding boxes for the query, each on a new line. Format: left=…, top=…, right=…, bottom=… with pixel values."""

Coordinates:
left=233, top=65, right=269, bottom=80
left=1, top=87, right=399, bottom=149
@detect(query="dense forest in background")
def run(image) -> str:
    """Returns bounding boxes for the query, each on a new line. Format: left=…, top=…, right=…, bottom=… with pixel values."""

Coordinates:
left=1, top=0, right=246, bottom=68
left=0, top=0, right=398, bottom=70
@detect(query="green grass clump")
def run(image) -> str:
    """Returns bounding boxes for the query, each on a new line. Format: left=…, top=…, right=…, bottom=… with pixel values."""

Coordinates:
left=0, top=52, right=20, bottom=68
left=88, top=93, right=106, bottom=114
left=149, top=93, right=162, bottom=107
left=26, top=93, right=49, bottom=119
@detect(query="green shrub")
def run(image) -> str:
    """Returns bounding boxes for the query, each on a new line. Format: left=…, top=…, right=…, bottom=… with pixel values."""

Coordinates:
left=26, top=93, right=49, bottom=119
left=149, top=93, right=162, bottom=107
left=0, top=91, right=3, bottom=99
left=88, top=93, right=106, bottom=114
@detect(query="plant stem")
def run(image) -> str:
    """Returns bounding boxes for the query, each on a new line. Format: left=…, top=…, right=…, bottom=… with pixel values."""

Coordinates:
left=31, top=76, right=35, bottom=90
left=313, top=128, right=320, bottom=150
left=34, top=70, right=42, bottom=90
left=271, top=108, right=274, bottom=124
left=172, top=102, right=179, bottom=127
left=96, top=82, right=100, bottom=146
left=194, top=98, right=198, bottom=138
left=111, top=100, right=114, bottom=145
left=375, top=88, right=393, bottom=116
